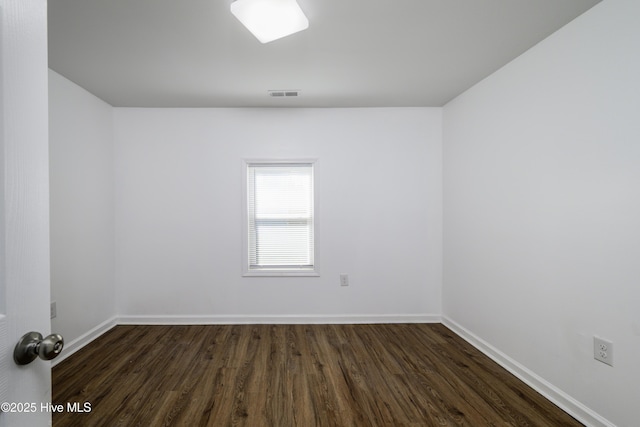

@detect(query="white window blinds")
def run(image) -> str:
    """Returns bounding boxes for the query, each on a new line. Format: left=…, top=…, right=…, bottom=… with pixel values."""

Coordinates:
left=247, top=163, right=315, bottom=271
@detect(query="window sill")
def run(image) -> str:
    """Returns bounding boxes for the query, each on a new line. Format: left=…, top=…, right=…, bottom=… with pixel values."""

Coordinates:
left=243, top=269, right=320, bottom=277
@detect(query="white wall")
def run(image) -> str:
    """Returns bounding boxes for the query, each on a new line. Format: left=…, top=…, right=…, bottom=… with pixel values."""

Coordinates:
left=442, top=0, right=640, bottom=426
left=49, top=70, right=116, bottom=346
left=114, top=108, right=442, bottom=321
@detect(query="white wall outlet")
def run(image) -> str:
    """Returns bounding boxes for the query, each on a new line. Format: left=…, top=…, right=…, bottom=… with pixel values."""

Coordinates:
left=594, top=337, right=613, bottom=366
left=50, top=301, right=57, bottom=319
left=340, top=274, right=349, bottom=287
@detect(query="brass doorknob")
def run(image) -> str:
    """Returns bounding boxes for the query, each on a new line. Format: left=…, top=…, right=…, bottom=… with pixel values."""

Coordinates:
left=14, top=332, right=64, bottom=365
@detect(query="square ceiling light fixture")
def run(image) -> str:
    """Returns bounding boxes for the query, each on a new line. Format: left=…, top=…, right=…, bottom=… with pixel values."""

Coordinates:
left=230, top=0, right=309, bottom=44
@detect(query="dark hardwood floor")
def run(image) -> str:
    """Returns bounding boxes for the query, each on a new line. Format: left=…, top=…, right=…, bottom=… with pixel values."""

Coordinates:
left=53, top=324, right=582, bottom=426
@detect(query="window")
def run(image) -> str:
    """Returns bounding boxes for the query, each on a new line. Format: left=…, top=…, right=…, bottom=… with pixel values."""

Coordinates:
left=243, top=160, right=318, bottom=276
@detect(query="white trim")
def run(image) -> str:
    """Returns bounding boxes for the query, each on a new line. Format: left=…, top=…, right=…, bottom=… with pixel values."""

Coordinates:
left=52, top=314, right=437, bottom=366
left=241, top=158, right=320, bottom=277
left=52, top=315, right=438, bottom=367
left=52, top=316, right=118, bottom=367
left=49, top=313, right=614, bottom=427
left=242, top=270, right=320, bottom=277
left=441, top=316, right=616, bottom=427
left=117, top=314, right=440, bottom=325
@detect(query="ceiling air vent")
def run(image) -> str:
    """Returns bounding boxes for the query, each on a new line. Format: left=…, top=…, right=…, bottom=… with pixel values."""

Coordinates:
left=268, top=90, right=300, bottom=98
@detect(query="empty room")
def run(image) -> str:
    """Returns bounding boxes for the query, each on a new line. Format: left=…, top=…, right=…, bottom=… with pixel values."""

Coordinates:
left=1, top=0, right=638, bottom=426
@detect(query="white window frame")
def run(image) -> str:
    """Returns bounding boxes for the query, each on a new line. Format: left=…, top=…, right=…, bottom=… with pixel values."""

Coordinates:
left=242, top=159, right=319, bottom=277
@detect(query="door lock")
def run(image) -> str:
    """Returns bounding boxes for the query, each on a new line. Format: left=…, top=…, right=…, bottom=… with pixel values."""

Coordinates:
left=14, top=332, right=64, bottom=365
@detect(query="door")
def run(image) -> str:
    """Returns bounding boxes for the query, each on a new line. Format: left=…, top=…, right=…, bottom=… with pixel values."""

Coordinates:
left=0, top=0, right=52, bottom=426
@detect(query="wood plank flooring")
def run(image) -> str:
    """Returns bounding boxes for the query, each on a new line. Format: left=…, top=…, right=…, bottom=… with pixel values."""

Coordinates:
left=53, top=324, right=583, bottom=426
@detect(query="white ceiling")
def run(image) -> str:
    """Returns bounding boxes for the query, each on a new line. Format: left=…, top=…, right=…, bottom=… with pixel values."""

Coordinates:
left=48, top=0, right=600, bottom=108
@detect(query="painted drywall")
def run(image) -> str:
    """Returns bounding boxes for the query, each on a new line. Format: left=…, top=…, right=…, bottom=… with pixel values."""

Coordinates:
left=49, top=70, right=116, bottom=345
left=114, top=108, right=442, bottom=319
left=443, top=0, right=640, bottom=425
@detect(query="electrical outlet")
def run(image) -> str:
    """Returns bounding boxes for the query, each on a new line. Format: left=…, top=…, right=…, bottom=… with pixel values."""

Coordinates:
left=340, top=274, right=349, bottom=287
left=594, top=337, right=613, bottom=366
left=50, top=301, right=57, bottom=319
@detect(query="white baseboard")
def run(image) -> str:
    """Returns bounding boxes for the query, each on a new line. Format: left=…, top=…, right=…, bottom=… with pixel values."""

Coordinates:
left=53, top=314, right=437, bottom=366
left=52, top=317, right=117, bottom=367
left=51, top=313, right=612, bottom=427
left=117, top=313, right=441, bottom=325
left=441, top=316, right=615, bottom=427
